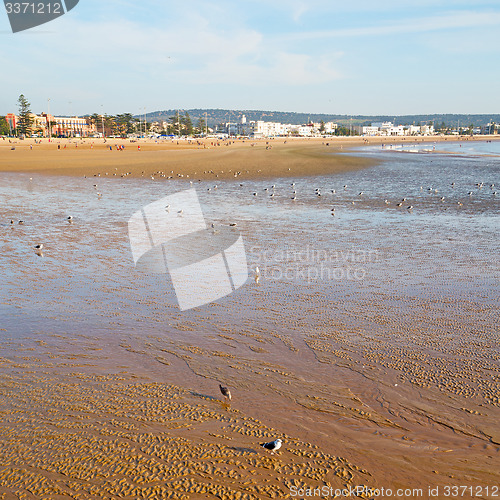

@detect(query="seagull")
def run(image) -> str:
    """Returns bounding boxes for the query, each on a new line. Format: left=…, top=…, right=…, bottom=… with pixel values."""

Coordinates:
left=254, top=267, right=261, bottom=283
left=219, top=384, right=232, bottom=401
left=253, top=192, right=257, bottom=196
left=18, top=220, right=24, bottom=225
left=10, top=220, right=14, bottom=225
left=67, top=216, right=73, bottom=221
left=165, top=205, right=170, bottom=212
left=35, top=244, right=43, bottom=250
left=407, top=205, right=413, bottom=211
left=178, top=209, right=183, bottom=216
left=229, top=223, right=237, bottom=227
left=260, top=439, right=282, bottom=454
left=396, top=202, right=402, bottom=207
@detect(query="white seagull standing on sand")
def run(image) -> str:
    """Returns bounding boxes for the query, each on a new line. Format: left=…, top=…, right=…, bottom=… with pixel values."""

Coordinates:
left=261, top=439, right=282, bottom=454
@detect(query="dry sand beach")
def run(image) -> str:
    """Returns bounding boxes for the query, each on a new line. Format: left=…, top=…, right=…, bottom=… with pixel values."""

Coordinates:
left=0, top=136, right=499, bottom=499
left=2, top=135, right=495, bottom=180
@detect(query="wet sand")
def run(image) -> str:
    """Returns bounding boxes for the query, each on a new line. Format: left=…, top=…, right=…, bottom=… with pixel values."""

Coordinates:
left=0, top=337, right=374, bottom=500
left=0, top=138, right=499, bottom=498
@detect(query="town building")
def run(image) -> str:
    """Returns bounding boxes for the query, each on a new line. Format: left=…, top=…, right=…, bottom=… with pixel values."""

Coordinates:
left=5, top=112, right=96, bottom=137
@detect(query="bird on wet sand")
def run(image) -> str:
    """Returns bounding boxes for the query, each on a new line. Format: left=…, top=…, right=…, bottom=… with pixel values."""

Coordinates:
left=35, top=244, right=43, bottom=250
left=219, top=384, right=232, bottom=401
left=261, top=439, right=282, bottom=454
left=254, top=267, right=261, bottom=283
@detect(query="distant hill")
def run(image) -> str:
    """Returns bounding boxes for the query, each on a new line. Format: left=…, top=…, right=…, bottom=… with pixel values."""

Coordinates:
left=141, top=109, right=500, bottom=128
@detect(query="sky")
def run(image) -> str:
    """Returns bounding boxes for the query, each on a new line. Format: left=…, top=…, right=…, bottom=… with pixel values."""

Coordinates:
left=1, top=0, right=500, bottom=117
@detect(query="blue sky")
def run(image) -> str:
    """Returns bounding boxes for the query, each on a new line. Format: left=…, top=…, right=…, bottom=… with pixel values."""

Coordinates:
left=1, top=0, right=500, bottom=116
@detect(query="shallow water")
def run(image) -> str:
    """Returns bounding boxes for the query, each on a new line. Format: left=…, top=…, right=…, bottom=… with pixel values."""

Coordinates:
left=0, top=143, right=498, bottom=338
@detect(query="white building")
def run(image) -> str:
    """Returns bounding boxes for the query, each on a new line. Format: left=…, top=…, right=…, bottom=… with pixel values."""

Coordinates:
left=419, top=124, right=435, bottom=136
left=248, top=120, right=284, bottom=137
left=361, top=126, right=380, bottom=136
left=298, top=125, right=313, bottom=136
left=324, top=121, right=337, bottom=133
left=246, top=119, right=336, bottom=137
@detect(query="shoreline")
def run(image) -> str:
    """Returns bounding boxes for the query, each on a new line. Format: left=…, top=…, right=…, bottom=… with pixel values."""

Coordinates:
left=1, top=135, right=499, bottom=180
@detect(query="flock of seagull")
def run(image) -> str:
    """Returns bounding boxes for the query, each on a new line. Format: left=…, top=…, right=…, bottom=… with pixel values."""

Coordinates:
left=208, top=179, right=497, bottom=216
left=8, top=215, right=74, bottom=256
left=7, top=177, right=497, bottom=255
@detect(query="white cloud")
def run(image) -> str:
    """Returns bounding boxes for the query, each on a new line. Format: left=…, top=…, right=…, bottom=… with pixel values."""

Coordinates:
left=6, top=13, right=344, bottom=88
left=277, top=10, right=500, bottom=41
